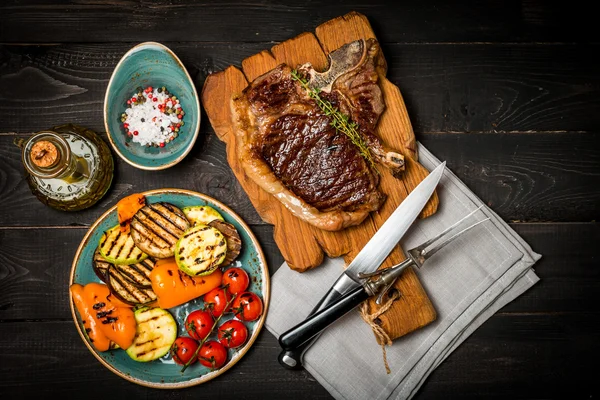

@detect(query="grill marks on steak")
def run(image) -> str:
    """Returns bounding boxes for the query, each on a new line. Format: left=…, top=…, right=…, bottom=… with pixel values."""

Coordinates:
left=231, top=39, right=400, bottom=231
left=262, top=112, right=382, bottom=212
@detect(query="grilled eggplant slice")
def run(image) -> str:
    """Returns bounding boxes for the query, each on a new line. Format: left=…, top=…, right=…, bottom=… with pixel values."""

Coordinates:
left=126, top=307, right=177, bottom=362
left=175, top=224, right=227, bottom=276
left=208, top=219, right=242, bottom=266
left=106, top=265, right=157, bottom=306
left=130, top=202, right=190, bottom=259
left=93, top=248, right=111, bottom=282
left=99, top=224, right=148, bottom=265
left=182, top=205, right=224, bottom=226
left=113, top=257, right=156, bottom=288
left=95, top=249, right=155, bottom=288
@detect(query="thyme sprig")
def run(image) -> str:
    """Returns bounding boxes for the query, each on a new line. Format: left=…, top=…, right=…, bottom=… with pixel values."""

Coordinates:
left=290, top=69, right=376, bottom=169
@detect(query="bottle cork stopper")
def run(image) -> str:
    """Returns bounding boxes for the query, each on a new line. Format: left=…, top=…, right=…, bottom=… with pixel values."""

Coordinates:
left=30, top=140, right=59, bottom=168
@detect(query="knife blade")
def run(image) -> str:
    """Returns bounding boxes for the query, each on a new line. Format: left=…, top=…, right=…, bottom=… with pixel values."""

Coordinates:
left=277, top=161, right=446, bottom=369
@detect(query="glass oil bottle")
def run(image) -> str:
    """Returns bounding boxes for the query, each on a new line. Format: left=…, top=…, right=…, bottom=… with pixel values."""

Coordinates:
left=15, top=124, right=114, bottom=211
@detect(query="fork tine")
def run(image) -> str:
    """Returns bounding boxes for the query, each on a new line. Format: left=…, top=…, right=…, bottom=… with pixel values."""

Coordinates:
left=412, top=205, right=484, bottom=252
left=420, top=217, right=490, bottom=260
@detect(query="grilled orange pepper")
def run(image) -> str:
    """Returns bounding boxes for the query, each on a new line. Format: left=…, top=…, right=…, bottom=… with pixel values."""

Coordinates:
left=70, top=283, right=111, bottom=352
left=150, top=258, right=223, bottom=309
left=117, top=193, right=146, bottom=233
left=70, top=282, right=137, bottom=351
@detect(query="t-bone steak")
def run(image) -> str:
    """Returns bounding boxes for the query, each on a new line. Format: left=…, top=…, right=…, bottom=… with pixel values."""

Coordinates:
left=231, top=38, right=405, bottom=231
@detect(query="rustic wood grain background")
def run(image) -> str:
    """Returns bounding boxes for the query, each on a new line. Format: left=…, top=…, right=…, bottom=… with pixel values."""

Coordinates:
left=0, top=1, right=598, bottom=399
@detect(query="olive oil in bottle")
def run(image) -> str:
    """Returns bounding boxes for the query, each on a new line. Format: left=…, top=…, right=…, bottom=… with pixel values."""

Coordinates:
left=15, top=124, right=114, bottom=211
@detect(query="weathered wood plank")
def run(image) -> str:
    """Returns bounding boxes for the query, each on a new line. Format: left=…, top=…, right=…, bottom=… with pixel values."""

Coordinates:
left=0, top=321, right=332, bottom=399
left=419, top=133, right=600, bottom=223
left=0, top=312, right=596, bottom=399
left=0, top=223, right=596, bottom=320
left=501, top=223, right=600, bottom=313
left=0, top=1, right=598, bottom=44
left=1, top=42, right=598, bottom=134
left=418, top=313, right=599, bottom=399
left=1, top=130, right=597, bottom=227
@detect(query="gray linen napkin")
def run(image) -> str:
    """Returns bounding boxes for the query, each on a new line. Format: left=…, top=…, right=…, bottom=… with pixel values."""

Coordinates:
left=265, top=143, right=541, bottom=400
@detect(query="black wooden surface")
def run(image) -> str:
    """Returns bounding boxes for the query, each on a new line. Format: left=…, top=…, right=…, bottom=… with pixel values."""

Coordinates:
left=0, top=1, right=598, bottom=399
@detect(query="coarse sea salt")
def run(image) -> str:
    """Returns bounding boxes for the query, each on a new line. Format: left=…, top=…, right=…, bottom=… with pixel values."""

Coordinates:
left=122, top=87, right=184, bottom=147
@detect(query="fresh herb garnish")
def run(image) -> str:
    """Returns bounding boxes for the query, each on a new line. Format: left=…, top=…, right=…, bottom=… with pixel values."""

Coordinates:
left=290, top=69, right=376, bottom=169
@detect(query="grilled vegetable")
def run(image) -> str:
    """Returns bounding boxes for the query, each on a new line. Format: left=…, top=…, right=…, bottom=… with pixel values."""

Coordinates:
left=208, top=219, right=242, bottom=266
left=113, top=257, right=155, bottom=288
left=70, top=283, right=112, bottom=352
left=117, top=193, right=146, bottom=233
left=93, top=248, right=111, bottom=282
left=175, top=224, right=227, bottom=276
left=106, top=265, right=158, bottom=306
left=94, top=249, right=155, bottom=288
left=182, top=205, right=224, bottom=226
left=150, top=258, right=223, bottom=309
left=130, top=202, right=190, bottom=259
left=70, top=282, right=136, bottom=351
left=126, top=307, right=177, bottom=362
left=99, top=224, right=148, bottom=265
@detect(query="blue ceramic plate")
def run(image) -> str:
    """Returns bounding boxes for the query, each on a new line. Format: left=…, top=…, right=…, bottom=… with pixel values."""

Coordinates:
left=104, top=42, right=201, bottom=170
left=69, top=189, right=270, bottom=388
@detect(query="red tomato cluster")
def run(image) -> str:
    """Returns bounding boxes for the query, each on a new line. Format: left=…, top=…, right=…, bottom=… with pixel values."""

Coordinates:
left=170, top=266, right=264, bottom=371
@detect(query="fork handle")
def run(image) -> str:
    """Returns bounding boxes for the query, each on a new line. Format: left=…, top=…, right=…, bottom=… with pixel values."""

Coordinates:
left=278, top=286, right=345, bottom=369
left=279, top=285, right=370, bottom=351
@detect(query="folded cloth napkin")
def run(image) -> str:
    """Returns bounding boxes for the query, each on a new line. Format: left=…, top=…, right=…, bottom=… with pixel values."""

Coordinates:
left=265, top=143, right=541, bottom=400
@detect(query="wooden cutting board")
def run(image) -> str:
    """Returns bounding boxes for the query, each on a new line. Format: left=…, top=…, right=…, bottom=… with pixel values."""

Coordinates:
left=202, top=11, right=439, bottom=340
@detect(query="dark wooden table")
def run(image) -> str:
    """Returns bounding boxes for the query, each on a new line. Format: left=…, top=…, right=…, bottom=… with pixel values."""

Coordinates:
left=1, top=1, right=598, bottom=399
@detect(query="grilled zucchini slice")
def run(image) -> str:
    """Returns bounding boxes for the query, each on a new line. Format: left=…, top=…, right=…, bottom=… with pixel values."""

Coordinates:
left=175, top=224, right=227, bottom=276
left=130, top=202, right=190, bottom=259
left=208, top=219, right=242, bottom=266
left=99, top=224, right=148, bottom=265
left=182, top=205, right=224, bottom=226
left=126, top=307, right=177, bottom=362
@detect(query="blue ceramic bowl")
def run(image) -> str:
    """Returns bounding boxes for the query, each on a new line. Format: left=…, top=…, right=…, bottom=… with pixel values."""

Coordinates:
left=69, top=189, right=270, bottom=388
left=104, top=42, right=201, bottom=170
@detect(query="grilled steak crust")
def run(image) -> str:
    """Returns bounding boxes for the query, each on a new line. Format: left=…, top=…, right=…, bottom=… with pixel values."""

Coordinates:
left=231, top=39, right=401, bottom=231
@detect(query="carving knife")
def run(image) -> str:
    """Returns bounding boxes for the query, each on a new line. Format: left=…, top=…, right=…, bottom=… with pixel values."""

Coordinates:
left=278, top=161, right=446, bottom=369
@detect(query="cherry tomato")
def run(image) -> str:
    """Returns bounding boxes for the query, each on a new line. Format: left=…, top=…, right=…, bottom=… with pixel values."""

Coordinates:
left=185, top=309, right=214, bottom=341
left=217, top=319, right=249, bottom=349
left=198, top=340, right=228, bottom=369
left=204, top=287, right=232, bottom=317
left=171, top=336, right=199, bottom=366
left=222, top=267, right=250, bottom=295
left=232, top=291, right=263, bottom=322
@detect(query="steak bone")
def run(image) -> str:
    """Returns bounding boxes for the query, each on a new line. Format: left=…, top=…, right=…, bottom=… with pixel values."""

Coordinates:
left=300, top=39, right=367, bottom=93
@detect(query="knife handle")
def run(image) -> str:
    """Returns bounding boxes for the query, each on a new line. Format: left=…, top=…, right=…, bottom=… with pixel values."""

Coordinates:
left=278, top=287, right=344, bottom=370
left=279, top=285, right=370, bottom=352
